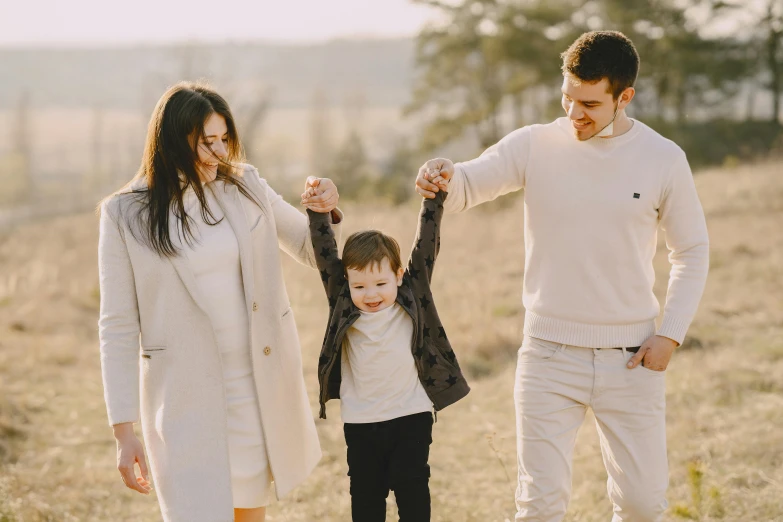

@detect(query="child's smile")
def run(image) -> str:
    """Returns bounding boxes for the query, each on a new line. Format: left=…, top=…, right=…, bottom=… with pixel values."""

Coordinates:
left=345, top=258, right=404, bottom=313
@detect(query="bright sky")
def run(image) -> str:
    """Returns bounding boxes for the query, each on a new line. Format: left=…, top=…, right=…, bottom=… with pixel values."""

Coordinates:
left=1, top=0, right=758, bottom=47
left=0, top=0, right=441, bottom=47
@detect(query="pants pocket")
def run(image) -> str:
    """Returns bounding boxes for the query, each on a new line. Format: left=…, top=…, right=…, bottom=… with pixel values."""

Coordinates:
left=519, top=337, right=565, bottom=363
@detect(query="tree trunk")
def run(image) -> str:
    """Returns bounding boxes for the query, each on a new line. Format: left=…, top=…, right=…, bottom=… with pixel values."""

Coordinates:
left=15, top=92, right=33, bottom=201
left=745, top=82, right=757, bottom=121
left=513, top=91, right=525, bottom=129
left=768, top=26, right=781, bottom=124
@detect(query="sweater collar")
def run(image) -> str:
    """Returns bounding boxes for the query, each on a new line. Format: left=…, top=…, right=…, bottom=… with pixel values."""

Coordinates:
left=556, top=117, right=642, bottom=152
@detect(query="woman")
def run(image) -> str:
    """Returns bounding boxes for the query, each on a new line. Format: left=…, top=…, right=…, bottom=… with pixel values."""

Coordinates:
left=98, top=82, right=341, bottom=522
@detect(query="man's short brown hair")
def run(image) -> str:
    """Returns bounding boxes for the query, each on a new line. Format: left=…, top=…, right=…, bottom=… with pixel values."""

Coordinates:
left=561, top=31, right=640, bottom=99
left=342, top=230, right=403, bottom=274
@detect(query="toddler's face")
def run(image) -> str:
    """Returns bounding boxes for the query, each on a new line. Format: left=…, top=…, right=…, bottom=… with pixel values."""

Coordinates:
left=345, top=257, right=404, bottom=313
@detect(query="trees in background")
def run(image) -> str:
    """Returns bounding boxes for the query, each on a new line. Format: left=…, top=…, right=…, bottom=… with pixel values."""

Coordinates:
left=323, top=130, right=375, bottom=200
left=237, top=88, right=273, bottom=168
left=712, top=0, right=783, bottom=123
left=5, top=2, right=776, bottom=212
left=0, top=92, right=33, bottom=205
left=407, top=0, right=782, bottom=165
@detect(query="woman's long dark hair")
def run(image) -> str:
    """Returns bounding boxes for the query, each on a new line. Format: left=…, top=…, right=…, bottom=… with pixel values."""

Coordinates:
left=104, top=81, right=261, bottom=257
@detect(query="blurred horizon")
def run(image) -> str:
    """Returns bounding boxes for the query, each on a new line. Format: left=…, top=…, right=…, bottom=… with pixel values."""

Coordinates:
left=1, top=0, right=772, bottom=48
left=0, top=0, right=441, bottom=48
left=1, top=0, right=781, bottom=230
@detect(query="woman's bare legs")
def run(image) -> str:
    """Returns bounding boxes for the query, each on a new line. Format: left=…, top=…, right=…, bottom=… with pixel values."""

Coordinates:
left=234, top=507, right=266, bottom=522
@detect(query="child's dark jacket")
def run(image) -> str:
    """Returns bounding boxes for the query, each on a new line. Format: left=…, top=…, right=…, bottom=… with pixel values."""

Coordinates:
left=307, top=191, right=470, bottom=419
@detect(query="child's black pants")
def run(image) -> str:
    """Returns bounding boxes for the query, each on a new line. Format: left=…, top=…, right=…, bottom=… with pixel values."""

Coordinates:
left=344, top=411, right=433, bottom=522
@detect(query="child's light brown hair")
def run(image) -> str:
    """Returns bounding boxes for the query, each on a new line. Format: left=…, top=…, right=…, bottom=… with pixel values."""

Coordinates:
left=342, top=230, right=402, bottom=274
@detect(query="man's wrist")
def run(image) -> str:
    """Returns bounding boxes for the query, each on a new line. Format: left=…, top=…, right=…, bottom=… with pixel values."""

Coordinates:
left=655, top=335, right=679, bottom=348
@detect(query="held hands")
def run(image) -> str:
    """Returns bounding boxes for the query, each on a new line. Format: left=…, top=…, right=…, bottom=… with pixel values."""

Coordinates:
left=301, top=176, right=339, bottom=213
left=113, top=423, right=153, bottom=495
left=627, top=335, right=679, bottom=372
left=415, top=158, right=454, bottom=199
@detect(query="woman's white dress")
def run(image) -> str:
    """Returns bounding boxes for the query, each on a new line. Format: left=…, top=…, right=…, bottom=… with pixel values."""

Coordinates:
left=182, top=182, right=272, bottom=508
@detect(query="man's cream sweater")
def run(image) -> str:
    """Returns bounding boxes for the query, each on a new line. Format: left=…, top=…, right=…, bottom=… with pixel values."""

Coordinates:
left=445, top=117, right=709, bottom=348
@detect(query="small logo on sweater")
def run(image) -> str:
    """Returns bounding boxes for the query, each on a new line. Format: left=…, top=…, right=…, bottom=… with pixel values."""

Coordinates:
left=633, top=193, right=640, bottom=199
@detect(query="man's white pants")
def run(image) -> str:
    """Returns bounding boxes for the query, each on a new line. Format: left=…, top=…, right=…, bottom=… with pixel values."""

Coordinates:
left=514, top=337, right=669, bottom=522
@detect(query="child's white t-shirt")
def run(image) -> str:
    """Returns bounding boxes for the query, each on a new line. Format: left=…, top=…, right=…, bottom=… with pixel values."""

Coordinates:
left=340, top=303, right=433, bottom=423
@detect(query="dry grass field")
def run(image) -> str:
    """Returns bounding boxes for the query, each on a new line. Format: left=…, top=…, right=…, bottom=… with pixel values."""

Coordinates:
left=1, top=160, right=782, bottom=521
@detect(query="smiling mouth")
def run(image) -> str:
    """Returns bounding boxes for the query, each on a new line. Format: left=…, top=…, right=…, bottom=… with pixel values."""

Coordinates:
left=365, top=302, right=382, bottom=309
left=573, top=121, right=592, bottom=129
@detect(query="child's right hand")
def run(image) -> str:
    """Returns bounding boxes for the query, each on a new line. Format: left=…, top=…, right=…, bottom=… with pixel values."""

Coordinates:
left=416, top=158, right=453, bottom=198
left=429, top=174, right=448, bottom=192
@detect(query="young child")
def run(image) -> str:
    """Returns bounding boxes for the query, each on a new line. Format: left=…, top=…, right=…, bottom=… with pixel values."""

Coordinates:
left=305, top=187, right=470, bottom=522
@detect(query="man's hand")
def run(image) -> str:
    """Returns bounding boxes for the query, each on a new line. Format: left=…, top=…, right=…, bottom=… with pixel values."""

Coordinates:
left=415, top=158, right=454, bottom=199
left=301, top=176, right=339, bottom=213
left=627, top=335, right=679, bottom=371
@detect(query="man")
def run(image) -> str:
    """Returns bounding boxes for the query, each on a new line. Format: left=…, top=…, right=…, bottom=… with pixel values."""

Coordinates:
left=415, top=31, right=709, bottom=522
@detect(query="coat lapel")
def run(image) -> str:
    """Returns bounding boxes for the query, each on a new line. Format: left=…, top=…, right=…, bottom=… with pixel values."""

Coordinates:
left=167, top=213, right=213, bottom=317
left=166, top=181, right=256, bottom=318
left=213, top=182, right=256, bottom=314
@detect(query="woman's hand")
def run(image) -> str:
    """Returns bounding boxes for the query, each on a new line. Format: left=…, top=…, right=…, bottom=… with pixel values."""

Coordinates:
left=113, top=423, right=153, bottom=495
left=301, top=177, right=339, bottom=213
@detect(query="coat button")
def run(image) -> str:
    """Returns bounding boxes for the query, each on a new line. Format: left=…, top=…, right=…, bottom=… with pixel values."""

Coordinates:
left=263, top=346, right=272, bottom=356
left=252, top=302, right=258, bottom=312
